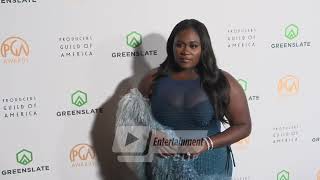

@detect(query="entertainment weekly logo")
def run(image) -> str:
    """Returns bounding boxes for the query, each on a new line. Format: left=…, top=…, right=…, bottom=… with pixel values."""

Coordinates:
left=69, top=144, right=96, bottom=167
left=111, top=31, right=158, bottom=59
left=1, top=149, right=50, bottom=176
left=113, top=127, right=208, bottom=162
left=0, top=36, right=30, bottom=64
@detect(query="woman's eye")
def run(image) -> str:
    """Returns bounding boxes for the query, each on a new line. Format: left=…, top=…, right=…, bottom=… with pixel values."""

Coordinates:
left=190, top=44, right=199, bottom=49
left=175, top=43, right=183, bottom=48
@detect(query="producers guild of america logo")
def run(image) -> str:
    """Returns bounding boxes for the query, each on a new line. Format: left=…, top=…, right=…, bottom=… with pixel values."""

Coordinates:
left=278, top=75, right=299, bottom=96
left=56, top=90, right=103, bottom=117
left=272, top=124, right=300, bottom=144
left=111, top=31, right=158, bottom=58
left=0, top=36, right=30, bottom=64
left=69, top=144, right=96, bottom=167
left=58, top=35, right=94, bottom=58
left=1, top=96, right=38, bottom=119
left=271, top=24, right=311, bottom=48
left=71, top=90, right=87, bottom=107
left=1, top=149, right=50, bottom=176
left=238, top=79, right=260, bottom=101
left=277, top=170, right=289, bottom=180
left=16, top=149, right=33, bottom=165
left=226, top=27, right=256, bottom=48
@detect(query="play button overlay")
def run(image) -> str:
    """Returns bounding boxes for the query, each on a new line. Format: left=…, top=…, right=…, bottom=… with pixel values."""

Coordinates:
left=125, top=132, right=139, bottom=146
left=112, top=126, right=150, bottom=153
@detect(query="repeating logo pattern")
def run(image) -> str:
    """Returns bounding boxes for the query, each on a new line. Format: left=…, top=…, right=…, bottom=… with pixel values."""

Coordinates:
left=285, top=24, right=299, bottom=40
left=278, top=75, right=299, bottom=96
left=111, top=31, right=158, bottom=58
left=1, top=96, right=38, bottom=119
left=238, top=79, right=248, bottom=91
left=0, top=0, right=37, bottom=4
left=71, top=90, right=88, bottom=107
left=237, top=79, right=260, bottom=101
left=272, top=124, right=300, bottom=144
left=70, top=144, right=96, bottom=167
left=56, top=90, right=103, bottom=117
left=58, top=35, right=94, bottom=58
left=16, top=149, right=33, bottom=165
left=271, top=24, right=311, bottom=48
left=1, top=148, right=50, bottom=176
left=126, top=31, right=142, bottom=48
left=277, top=170, right=289, bottom=180
left=0, top=36, right=29, bottom=64
left=226, top=27, right=256, bottom=48
left=0, top=19, right=316, bottom=179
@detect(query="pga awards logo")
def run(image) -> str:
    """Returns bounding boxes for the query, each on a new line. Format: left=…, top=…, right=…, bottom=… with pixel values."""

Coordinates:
left=69, top=144, right=96, bottom=167
left=0, top=36, right=30, bottom=64
left=278, top=75, right=299, bottom=96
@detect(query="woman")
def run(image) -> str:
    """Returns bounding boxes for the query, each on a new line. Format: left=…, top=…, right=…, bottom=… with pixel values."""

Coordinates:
left=136, top=19, right=251, bottom=180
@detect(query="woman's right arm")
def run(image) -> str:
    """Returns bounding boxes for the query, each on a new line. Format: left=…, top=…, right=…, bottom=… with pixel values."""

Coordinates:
left=138, top=68, right=158, bottom=98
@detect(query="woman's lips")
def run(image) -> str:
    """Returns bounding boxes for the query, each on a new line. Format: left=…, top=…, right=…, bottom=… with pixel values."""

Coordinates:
left=179, top=58, right=192, bottom=63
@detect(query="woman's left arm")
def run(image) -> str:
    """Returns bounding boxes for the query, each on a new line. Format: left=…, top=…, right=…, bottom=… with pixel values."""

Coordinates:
left=207, top=71, right=252, bottom=149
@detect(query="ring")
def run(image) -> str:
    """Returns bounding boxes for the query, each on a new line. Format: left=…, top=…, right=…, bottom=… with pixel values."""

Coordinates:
left=187, top=152, right=191, bottom=157
left=185, top=152, right=192, bottom=160
left=162, top=153, right=170, bottom=159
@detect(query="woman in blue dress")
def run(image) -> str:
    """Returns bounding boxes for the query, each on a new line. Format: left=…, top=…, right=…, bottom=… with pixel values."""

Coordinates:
left=138, top=19, right=251, bottom=180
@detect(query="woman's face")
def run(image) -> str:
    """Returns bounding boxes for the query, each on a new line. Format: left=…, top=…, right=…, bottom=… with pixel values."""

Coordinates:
left=173, top=28, right=201, bottom=70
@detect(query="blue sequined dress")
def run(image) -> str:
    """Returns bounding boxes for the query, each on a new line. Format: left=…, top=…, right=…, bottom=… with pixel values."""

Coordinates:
left=148, top=74, right=234, bottom=180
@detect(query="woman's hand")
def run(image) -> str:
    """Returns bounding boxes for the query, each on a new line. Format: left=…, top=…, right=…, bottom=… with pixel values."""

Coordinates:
left=178, top=138, right=208, bottom=160
left=151, top=130, right=179, bottom=158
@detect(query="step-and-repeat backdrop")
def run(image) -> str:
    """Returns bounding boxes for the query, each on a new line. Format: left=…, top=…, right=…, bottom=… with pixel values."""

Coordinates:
left=0, top=0, right=319, bottom=180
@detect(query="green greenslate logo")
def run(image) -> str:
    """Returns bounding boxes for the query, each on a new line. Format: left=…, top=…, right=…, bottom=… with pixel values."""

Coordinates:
left=16, top=149, right=33, bottom=165
left=285, top=24, right=299, bottom=40
left=238, top=79, right=248, bottom=91
left=71, top=90, right=87, bottom=107
left=277, top=170, right=289, bottom=180
left=126, top=31, right=142, bottom=48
